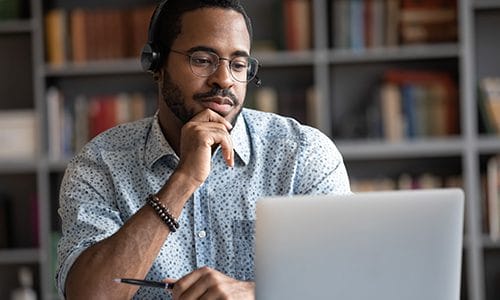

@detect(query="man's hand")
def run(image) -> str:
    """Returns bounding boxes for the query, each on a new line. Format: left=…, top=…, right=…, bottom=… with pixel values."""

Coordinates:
left=168, top=267, right=255, bottom=300
left=176, top=109, right=234, bottom=186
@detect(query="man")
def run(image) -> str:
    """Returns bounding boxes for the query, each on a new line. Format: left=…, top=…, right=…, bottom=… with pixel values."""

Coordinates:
left=56, top=0, right=351, bottom=299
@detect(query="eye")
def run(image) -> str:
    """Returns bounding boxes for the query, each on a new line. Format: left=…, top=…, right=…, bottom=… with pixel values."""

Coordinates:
left=231, top=58, right=249, bottom=72
left=191, top=53, right=215, bottom=67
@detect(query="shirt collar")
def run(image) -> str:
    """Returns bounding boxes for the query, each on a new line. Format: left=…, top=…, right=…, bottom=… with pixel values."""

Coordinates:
left=231, top=110, right=251, bottom=166
left=144, top=110, right=251, bottom=168
left=144, top=113, right=177, bottom=168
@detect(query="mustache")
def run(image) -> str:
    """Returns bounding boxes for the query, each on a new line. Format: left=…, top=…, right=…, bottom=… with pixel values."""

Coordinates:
left=193, top=86, right=239, bottom=106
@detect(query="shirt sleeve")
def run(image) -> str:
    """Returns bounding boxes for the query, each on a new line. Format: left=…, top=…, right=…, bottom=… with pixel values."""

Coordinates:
left=56, top=146, right=123, bottom=297
left=294, top=127, right=352, bottom=195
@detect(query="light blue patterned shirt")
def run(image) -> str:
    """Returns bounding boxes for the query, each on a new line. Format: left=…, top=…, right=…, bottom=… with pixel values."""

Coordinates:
left=56, top=108, right=351, bottom=299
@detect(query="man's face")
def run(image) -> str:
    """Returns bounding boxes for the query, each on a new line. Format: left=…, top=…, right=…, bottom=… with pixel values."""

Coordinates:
left=160, top=8, right=251, bottom=125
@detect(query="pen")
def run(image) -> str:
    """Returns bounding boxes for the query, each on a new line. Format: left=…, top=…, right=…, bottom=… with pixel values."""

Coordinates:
left=114, top=278, right=174, bottom=289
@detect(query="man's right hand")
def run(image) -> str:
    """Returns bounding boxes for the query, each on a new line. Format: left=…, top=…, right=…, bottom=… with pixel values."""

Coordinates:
left=175, top=109, right=234, bottom=187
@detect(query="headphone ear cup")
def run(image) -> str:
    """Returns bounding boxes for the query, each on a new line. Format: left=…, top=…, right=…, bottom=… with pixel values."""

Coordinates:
left=141, top=42, right=162, bottom=72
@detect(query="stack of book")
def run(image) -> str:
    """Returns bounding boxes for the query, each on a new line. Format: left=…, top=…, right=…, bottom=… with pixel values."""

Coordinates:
left=44, top=5, right=153, bottom=65
left=331, top=0, right=457, bottom=50
left=399, top=0, right=457, bottom=44
left=378, top=69, right=459, bottom=141
left=46, top=87, right=155, bottom=160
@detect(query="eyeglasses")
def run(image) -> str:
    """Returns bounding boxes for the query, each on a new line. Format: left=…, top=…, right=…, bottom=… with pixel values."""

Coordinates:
left=170, top=49, right=259, bottom=83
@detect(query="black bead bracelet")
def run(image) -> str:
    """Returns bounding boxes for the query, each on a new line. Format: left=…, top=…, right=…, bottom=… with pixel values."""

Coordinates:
left=147, top=194, right=179, bottom=232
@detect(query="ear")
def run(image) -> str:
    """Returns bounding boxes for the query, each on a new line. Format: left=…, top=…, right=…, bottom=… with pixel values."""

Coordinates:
left=153, top=67, right=164, bottom=83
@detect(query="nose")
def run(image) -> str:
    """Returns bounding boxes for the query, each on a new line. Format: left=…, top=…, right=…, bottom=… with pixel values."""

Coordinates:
left=207, top=59, right=234, bottom=89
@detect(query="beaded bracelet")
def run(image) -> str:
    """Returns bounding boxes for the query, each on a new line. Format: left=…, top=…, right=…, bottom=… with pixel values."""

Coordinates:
left=147, top=194, right=180, bottom=232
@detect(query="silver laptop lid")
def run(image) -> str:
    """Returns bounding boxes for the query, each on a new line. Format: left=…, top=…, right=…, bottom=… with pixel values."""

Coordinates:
left=255, top=188, right=464, bottom=300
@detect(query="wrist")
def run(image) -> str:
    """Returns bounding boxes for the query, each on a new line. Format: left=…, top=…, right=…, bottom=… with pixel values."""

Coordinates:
left=172, top=164, right=207, bottom=188
left=156, top=170, right=200, bottom=215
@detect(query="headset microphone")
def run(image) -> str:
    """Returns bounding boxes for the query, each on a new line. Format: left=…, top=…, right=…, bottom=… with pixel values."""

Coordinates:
left=254, top=76, right=262, bottom=87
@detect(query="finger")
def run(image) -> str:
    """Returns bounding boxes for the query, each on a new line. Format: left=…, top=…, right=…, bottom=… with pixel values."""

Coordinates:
left=163, top=278, right=177, bottom=290
left=199, top=124, right=234, bottom=167
left=173, top=267, right=213, bottom=299
left=219, top=131, right=234, bottom=167
left=188, top=122, right=233, bottom=156
left=190, top=108, right=233, bottom=130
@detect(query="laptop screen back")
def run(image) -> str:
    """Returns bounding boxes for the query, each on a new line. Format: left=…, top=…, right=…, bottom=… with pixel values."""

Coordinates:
left=255, top=189, right=464, bottom=300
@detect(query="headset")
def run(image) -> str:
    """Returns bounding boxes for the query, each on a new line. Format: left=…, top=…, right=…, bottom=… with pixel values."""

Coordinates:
left=141, top=0, right=170, bottom=73
left=140, top=0, right=262, bottom=86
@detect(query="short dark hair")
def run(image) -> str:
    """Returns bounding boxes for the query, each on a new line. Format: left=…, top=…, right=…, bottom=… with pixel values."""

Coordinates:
left=153, top=0, right=253, bottom=58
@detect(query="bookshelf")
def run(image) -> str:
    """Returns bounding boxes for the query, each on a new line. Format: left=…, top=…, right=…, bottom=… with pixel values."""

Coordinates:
left=0, top=0, right=499, bottom=299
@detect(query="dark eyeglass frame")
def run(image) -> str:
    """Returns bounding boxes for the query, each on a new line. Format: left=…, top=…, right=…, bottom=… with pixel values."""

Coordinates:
left=170, top=49, right=260, bottom=83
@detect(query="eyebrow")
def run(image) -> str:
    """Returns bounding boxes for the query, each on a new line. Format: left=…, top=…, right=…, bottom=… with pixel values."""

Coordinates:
left=187, top=46, right=250, bottom=57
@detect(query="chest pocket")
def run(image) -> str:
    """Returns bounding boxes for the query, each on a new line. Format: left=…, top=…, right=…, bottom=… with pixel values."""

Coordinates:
left=231, top=219, right=256, bottom=281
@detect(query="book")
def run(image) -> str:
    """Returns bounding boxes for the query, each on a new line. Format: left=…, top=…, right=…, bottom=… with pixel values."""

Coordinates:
left=370, top=0, right=386, bottom=48
left=399, top=0, right=457, bottom=44
left=254, top=86, right=278, bottom=114
left=385, top=0, right=400, bottom=46
left=306, top=86, right=319, bottom=128
left=479, top=77, right=500, bottom=134
left=70, top=8, right=88, bottom=63
left=332, top=0, right=350, bottom=49
left=88, top=95, right=118, bottom=139
left=0, top=110, right=37, bottom=159
left=487, top=155, right=500, bottom=241
left=349, top=0, right=365, bottom=50
left=128, top=5, right=154, bottom=58
left=47, top=86, right=64, bottom=160
left=283, top=0, right=312, bottom=51
left=44, top=9, right=68, bottom=66
left=379, top=82, right=404, bottom=141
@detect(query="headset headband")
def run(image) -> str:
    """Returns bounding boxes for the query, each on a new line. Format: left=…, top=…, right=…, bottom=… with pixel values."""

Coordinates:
left=141, top=0, right=169, bottom=73
left=147, top=0, right=169, bottom=45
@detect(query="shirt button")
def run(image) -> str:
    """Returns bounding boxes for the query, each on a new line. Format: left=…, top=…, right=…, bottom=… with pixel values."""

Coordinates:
left=197, top=230, right=207, bottom=238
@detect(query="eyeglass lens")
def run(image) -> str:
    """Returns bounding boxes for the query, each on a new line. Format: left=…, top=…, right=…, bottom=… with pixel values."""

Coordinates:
left=189, top=51, right=258, bottom=83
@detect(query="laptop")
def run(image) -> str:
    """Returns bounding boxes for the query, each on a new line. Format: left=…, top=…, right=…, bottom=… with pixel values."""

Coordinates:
left=255, top=188, right=464, bottom=300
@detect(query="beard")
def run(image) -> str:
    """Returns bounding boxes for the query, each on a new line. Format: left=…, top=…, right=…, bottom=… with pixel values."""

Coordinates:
left=161, top=73, right=195, bottom=124
left=161, top=73, right=243, bottom=126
